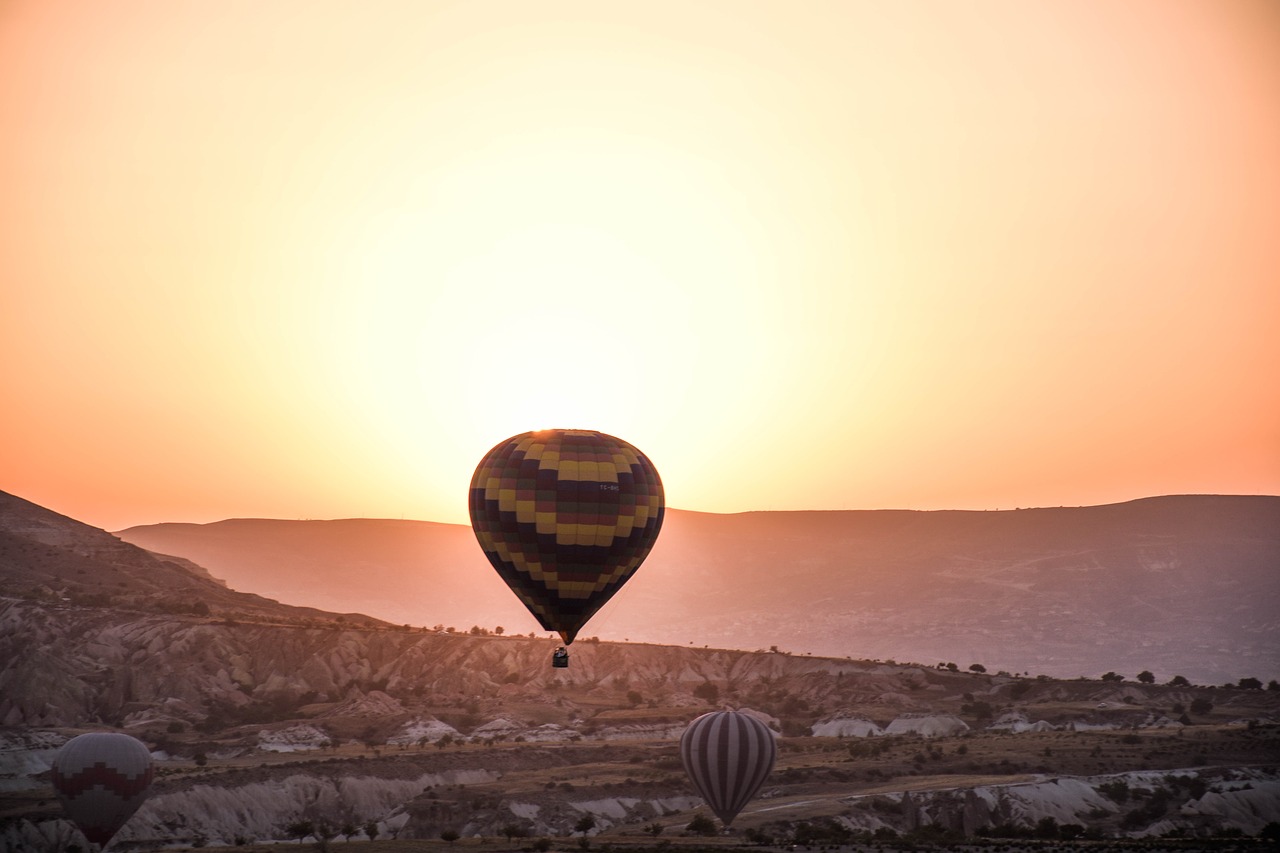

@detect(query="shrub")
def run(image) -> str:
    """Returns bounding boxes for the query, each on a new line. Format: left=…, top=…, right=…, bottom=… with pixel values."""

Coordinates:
left=1098, top=780, right=1130, bottom=803
left=692, top=681, right=719, bottom=704
left=685, top=813, right=717, bottom=836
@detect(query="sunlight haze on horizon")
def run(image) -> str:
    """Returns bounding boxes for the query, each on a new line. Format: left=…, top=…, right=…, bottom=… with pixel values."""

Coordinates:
left=3, top=0, right=1279, bottom=532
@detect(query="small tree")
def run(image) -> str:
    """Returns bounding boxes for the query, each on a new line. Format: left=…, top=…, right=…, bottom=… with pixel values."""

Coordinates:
left=968, top=663, right=986, bottom=673
left=1137, top=670, right=1155, bottom=684
left=1034, top=816, right=1060, bottom=839
left=1098, top=780, right=1130, bottom=803
left=285, top=820, right=314, bottom=844
left=574, top=814, right=596, bottom=836
left=440, top=830, right=460, bottom=845
left=1169, top=675, right=1191, bottom=687
left=364, top=822, right=379, bottom=842
left=692, top=681, right=719, bottom=704
left=643, top=823, right=664, bottom=837
left=686, top=813, right=718, bottom=836
left=314, top=823, right=336, bottom=851
left=1101, top=671, right=1124, bottom=683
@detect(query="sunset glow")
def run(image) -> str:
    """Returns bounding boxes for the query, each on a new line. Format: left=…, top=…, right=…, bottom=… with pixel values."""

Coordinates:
left=3, top=0, right=1278, bottom=531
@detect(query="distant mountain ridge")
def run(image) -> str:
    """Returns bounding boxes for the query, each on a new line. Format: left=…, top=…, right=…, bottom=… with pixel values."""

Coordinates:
left=112, top=494, right=1280, bottom=685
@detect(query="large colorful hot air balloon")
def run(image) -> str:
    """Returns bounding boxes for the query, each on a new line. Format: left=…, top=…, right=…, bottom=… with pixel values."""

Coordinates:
left=469, top=429, right=664, bottom=655
left=680, top=709, right=777, bottom=828
left=51, top=732, right=154, bottom=849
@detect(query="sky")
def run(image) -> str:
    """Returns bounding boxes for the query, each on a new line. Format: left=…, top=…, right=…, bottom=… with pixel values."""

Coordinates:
left=3, top=0, right=1279, bottom=533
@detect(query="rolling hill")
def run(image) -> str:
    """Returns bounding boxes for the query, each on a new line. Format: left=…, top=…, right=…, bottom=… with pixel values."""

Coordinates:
left=115, top=495, right=1280, bottom=684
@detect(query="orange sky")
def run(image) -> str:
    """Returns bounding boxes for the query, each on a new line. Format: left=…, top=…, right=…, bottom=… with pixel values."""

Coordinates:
left=3, top=0, right=1278, bottom=533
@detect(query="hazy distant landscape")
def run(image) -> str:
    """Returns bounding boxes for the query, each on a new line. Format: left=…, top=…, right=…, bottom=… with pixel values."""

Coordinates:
left=115, top=495, right=1280, bottom=686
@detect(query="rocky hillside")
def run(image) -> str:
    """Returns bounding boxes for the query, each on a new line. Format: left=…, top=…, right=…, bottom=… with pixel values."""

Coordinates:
left=3, top=598, right=1278, bottom=848
left=0, top=489, right=388, bottom=628
left=9, top=591, right=1278, bottom=735
left=116, top=494, right=1280, bottom=684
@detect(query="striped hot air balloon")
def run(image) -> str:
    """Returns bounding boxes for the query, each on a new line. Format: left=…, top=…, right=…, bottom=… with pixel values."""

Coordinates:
left=680, top=709, right=777, bottom=828
left=469, top=429, right=664, bottom=650
left=51, top=732, right=154, bottom=849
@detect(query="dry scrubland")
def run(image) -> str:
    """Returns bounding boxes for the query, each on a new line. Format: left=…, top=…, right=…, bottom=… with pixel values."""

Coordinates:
left=6, top=708, right=1279, bottom=851
left=2, top=603, right=1278, bottom=849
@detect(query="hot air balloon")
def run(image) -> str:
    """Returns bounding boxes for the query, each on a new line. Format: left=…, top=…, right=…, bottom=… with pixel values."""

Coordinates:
left=469, top=429, right=664, bottom=665
left=680, top=709, right=777, bottom=828
left=51, top=732, right=154, bottom=849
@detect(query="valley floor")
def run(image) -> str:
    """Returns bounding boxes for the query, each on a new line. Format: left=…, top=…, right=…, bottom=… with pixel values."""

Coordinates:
left=200, top=838, right=1275, bottom=853
left=5, top=724, right=1279, bottom=851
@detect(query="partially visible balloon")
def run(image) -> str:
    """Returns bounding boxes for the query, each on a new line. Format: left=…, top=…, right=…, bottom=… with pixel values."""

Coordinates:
left=680, top=709, right=777, bottom=827
left=469, top=429, right=664, bottom=645
left=52, top=732, right=154, bottom=848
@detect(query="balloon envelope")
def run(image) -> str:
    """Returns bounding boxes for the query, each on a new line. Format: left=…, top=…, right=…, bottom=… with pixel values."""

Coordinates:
left=680, top=709, right=777, bottom=827
left=469, top=429, right=664, bottom=645
left=52, top=732, right=153, bottom=848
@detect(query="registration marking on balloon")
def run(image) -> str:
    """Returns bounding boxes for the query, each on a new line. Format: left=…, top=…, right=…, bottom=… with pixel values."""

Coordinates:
left=469, top=429, right=664, bottom=646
